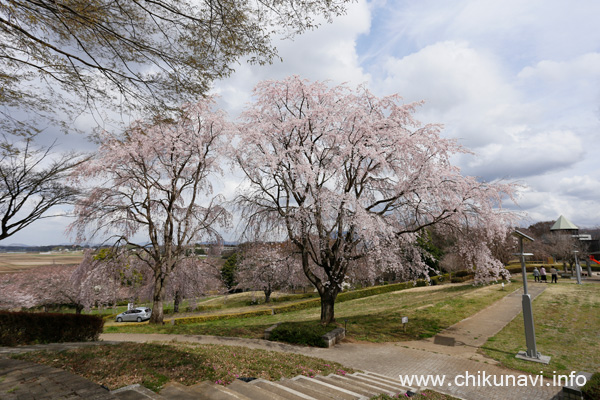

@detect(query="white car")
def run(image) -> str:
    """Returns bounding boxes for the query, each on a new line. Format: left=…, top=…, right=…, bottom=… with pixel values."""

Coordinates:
left=115, top=307, right=152, bottom=322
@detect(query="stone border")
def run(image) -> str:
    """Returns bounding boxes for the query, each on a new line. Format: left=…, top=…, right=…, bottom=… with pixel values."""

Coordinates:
left=321, top=327, right=345, bottom=348
left=562, top=371, right=592, bottom=400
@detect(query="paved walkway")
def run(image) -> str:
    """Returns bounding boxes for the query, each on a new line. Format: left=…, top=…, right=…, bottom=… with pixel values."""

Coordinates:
left=401, top=282, right=548, bottom=361
left=1, top=280, right=564, bottom=399
left=0, top=357, right=114, bottom=399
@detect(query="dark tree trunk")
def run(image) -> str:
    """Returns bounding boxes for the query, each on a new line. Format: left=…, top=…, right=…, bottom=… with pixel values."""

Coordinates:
left=173, top=290, right=181, bottom=313
left=319, top=288, right=339, bottom=325
left=149, top=272, right=167, bottom=324
left=75, top=304, right=84, bottom=315
left=264, top=282, right=272, bottom=303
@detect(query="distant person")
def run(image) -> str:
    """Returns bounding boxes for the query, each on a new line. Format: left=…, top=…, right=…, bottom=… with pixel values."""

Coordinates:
left=533, top=267, right=540, bottom=282
left=540, top=266, right=547, bottom=283
left=550, top=266, right=558, bottom=283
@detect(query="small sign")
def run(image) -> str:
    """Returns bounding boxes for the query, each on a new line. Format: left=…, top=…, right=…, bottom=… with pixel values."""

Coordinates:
left=402, top=316, right=408, bottom=324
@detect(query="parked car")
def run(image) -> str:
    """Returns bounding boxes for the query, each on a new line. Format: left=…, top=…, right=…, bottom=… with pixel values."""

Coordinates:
left=115, top=307, right=152, bottom=322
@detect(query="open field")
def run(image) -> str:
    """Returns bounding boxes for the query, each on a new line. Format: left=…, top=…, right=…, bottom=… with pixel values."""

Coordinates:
left=0, top=252, right=84, bottom=273
left=481, top=280, right=600, bottom=377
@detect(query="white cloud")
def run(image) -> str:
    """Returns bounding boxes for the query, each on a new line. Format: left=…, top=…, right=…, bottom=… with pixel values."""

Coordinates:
left=9, top=0, right=600, bottom=243
left=462, top=129, right=584, bottom=180
left=213, top=0, right=372, bottom=117
left=371, top=0, right=600, bottom=66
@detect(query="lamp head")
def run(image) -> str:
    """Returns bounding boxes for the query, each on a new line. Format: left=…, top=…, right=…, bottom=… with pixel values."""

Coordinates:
left=512, top=230, right=534, bottom=242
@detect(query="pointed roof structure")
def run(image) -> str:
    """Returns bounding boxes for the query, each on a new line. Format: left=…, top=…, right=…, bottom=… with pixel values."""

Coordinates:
left=550, top=215, right=578, bottom=231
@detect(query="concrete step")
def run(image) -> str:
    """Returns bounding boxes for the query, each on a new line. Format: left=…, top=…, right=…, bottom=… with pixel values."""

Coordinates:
left=191, top=381, right=253, bottom=400
left=160, top=382, right=206, bottom=399
left=331, top=374, right=396, bottom=396
left=227, top=379, right=289, bottom=400
left=315, top=376, right=376, bottom=397
left=290, top=376, right=362, bottom=400
left=361, top=371, right=416, bottom=392
left=111, top=384, right=166, bottom=399
left=277, top=379, right=340, bottom=400
left=251, top=379, right=318, bottom=399
left=154, top=370, right=410, bottom=399
left=351, top=372, right=412, bottom=392
left=294, top=376, right=368, bottom=399
left=161, top=381, right=252, bottom=399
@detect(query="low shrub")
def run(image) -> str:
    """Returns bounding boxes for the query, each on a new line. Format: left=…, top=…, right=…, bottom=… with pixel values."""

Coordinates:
left=450, top=275, right=474, bottom=283
left=270, top=292, right=318, bottom=303
left=173, top=309, right=273, bottom=325
left=268, top=321, right=335, bottom=347
left=582, top=372, right=600, bottom=400
left=453, top=270, right=473, bottom=278
left=505, top=265, right=535, bottom=274
left=0, top=311, right=104, bottom=346
left=272, top=298, right=321, bottom=314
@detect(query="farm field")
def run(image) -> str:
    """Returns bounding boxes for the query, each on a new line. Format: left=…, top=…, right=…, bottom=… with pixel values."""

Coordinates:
left=0, top=252, right=85, bottom=273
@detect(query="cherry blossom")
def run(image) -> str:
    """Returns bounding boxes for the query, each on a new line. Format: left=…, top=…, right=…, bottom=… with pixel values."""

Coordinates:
left=235, top=76, right=517, bottom=324
left=70, top=98, right=232, bottom=323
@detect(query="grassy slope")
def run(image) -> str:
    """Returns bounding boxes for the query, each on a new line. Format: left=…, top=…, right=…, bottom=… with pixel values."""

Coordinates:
left=105, top=281, right=522, bottom=343
left=481, top=281, right=600, bottom=377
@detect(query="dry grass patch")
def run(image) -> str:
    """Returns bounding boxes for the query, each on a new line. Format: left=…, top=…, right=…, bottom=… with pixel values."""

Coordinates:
left=12, top=342, right=354, bottom=392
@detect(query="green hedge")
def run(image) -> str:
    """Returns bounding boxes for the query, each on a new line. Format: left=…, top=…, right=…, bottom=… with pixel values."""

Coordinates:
left=505, top=265, right=535, bottom=274
left=271, top=298, right=321, bottom=314
left=163, top=303, right=223, bottom=314
left=0, top=311, right=104, bottom=346
left=268, top=321, right=334, bottom=347
left=170, top=275, right=451, bottom=324
left=173, top=309, right=273, bottom=325
left=582, top=372, right=600, bottom=400
left=270, top=276, right=449, bottom=314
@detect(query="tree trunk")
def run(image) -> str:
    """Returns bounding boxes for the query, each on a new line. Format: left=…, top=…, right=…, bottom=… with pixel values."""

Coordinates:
left=149, top=272, right=167, bottom=324
left=319, top=289, right=339, bottom=325
left=264, top=290, right=272, bottom=303
left=173, top=290, right=181, bottom=313
left=264, top=282, right=272, bottom=303
left=75, top=304, right=84, bottom=315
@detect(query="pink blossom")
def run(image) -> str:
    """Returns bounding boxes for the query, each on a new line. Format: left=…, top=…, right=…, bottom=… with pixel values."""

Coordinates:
left=235, top=76, right=517, bottom=324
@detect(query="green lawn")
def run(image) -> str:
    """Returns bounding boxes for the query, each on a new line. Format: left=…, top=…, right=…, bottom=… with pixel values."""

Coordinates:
left=106, top=281, right=522, bottom=343
left=481, top=281, right=600, bottom=377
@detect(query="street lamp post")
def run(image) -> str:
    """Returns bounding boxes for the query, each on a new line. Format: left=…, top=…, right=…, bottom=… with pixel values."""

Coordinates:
left=574, top=250, right=582, bottom=285
left=513, top=230, right=551, bottom=364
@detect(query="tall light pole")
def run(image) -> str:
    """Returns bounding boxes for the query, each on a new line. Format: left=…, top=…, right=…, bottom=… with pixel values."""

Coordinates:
left=513, top=230, right=551, bottom=364
left=574, top=250, right=582, bottom=285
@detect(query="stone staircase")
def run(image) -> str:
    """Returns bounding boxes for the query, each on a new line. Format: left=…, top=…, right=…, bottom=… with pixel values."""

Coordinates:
left=111, top=371, right=417, bottom=399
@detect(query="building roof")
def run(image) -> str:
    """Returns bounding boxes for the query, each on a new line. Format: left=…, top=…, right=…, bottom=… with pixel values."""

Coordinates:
left=550, top=215, right=579, bottom=231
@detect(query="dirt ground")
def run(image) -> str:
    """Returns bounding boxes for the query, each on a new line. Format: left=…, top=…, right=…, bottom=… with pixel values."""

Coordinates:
left=0, top=252, right=84, bottom=273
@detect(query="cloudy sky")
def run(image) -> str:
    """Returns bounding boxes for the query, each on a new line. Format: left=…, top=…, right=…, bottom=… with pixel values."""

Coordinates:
left=7, top=0, right=600, bottom=245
